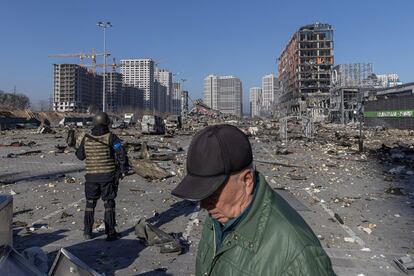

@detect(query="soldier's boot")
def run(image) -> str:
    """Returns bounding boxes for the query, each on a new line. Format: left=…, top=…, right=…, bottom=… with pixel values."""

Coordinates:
left=84, top=199, right=97, bottom=240
left=104, top=200, right=120, bottom=241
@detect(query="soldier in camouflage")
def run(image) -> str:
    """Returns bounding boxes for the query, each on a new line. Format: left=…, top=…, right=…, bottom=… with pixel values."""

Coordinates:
left=75, top=112, right=128, bottom=241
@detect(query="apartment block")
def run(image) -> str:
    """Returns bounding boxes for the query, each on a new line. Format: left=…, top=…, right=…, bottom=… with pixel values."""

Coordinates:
left=156, top=69, right=173, bottom=113
left=154, top=80, right=167, bottom=114
left=121, top=86, right=144, bottom=112
left=376, top=74, right=402, bottom=88
left=278, top=23, right=334, bottom=115
left=120, top=59, right=155, bottom=111
left=104, top=72, right=123, bottom=114
left=172, top=83, right=182, bottom=115
left=249, top=87, right=262, bottom=118
left=53, top=64, right=102, bottom=112
left=261, top=74, right=280, bottom=116
left=204, top=75, right=242, bottom=117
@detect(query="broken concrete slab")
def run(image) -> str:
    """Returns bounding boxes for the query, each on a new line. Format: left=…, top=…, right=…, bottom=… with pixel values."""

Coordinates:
left=130, top=159, right=173, bottom=180
left=135, top=217, right=182, bottom=253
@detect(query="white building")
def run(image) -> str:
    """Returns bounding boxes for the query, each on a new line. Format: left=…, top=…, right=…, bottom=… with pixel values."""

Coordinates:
left=261, top=74, right=280, bottom=115
left=120, top=59, right=155, bottom=111
left=376, top=74, right=402, bottom=88
left=156, top=69, right=173, bottom=113
left=249, top=87, right=262, bottom=118
left=172, top=82, right=182, bottom=115
left=204, top=75, right=242, bottom=117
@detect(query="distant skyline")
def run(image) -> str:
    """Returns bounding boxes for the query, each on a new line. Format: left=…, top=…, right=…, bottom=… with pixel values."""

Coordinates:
left=1, top=0, right=413, bottom=112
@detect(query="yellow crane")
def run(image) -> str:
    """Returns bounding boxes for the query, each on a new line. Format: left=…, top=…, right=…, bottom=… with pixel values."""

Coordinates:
left=85, top=58, right=121, bottom=73
left=48, top=48, right=109, bottom=73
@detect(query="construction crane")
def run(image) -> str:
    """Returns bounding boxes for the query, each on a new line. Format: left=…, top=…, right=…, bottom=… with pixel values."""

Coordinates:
left=48, top=48, right=109, bottom=73
left=86, top=58, right=121, bottom=73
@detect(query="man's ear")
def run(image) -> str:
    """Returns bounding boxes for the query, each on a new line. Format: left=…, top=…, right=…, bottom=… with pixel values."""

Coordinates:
left=240, top=169, right=254, bottom=193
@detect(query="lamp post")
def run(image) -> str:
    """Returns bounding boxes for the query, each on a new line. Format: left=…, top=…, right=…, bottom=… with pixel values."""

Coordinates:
left=97, top=21, right=112, bottom=112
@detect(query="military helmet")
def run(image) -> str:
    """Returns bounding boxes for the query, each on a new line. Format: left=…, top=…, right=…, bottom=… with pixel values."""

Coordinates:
left=93, top=112, right=110, bottom=126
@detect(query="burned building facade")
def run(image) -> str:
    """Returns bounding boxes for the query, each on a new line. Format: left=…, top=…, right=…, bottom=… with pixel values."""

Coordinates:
left=330, top=63, right=373, bottom=124
left=278, top=23, right=334, bottom=118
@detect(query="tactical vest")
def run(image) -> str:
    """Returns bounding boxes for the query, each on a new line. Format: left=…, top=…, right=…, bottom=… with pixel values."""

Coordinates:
left=84, top=133, right=116, bottom=174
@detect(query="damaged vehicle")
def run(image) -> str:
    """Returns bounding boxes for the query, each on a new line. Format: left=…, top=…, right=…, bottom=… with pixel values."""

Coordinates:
left=141, top=115, right=165, bottom=135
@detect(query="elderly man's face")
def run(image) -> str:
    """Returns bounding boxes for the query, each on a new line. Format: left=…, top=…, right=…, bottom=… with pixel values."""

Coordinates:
left=201, top=169, right=254, bottom=224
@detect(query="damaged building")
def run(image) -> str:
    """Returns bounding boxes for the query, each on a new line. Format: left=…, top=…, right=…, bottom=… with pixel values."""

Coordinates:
left=278, top=23, right=334, bottom=120
left=330, top=63, right=374, bottom=124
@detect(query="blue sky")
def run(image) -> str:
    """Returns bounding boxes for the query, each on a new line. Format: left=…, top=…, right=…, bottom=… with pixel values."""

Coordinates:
left=0, top=0, right=413, bottom=111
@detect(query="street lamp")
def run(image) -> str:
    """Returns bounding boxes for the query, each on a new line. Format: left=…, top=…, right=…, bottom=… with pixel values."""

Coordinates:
left=97, top=21, right=112, bottom=112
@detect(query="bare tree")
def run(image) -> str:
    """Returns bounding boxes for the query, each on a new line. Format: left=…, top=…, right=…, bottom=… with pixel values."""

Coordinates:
left=0, top=90, right=30, bottom=110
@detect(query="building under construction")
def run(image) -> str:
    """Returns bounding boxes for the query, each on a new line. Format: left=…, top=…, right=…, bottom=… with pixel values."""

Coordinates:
left=53, top=64, right=102, bottom=112
left=278, top=23, right=334, bottom=119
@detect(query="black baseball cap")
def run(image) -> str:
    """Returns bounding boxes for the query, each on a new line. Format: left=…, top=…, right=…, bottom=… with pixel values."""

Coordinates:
left=172, top=124, right=253, bottom=201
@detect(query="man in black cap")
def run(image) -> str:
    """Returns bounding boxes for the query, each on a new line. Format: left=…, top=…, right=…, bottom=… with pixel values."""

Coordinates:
left=75, top=112, right=128, bottom=241
left=172, top=124, right=335, bottom=276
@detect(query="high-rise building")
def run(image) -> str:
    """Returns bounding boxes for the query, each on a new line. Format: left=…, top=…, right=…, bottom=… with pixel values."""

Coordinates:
left=120, top=59, right=155, bottom=111
left=105, top=72, right=123, bottom=113
left=172, top=82, right=182, bottom=115
left=53, top=64, right=102, bottom=112
left=376, top=74, right=402, bottom=88
left=204, top=75, right=242, bottom=117
left=154, top=80, right=167, bottom=114
left=156, top=69, right=173, bottom=113
left=181, top=90, right=189, bottom=117
left=278, top=23, right=334, bottom=115
left=121, top=85, right=144, bottom=112
left=249, top=87, right=262, bottom=118
left=261, top=74, right=280, bottom=115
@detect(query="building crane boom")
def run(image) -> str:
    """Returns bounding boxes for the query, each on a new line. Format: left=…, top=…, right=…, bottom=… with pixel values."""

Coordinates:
left=48, top=49, right=109, bottom=73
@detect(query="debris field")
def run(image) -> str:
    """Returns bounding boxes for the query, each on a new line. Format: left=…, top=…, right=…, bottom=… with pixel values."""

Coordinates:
left=0, top=120, right=413, bottom=275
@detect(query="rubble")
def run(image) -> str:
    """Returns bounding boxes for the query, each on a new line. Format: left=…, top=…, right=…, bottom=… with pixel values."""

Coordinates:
left=135, top=217, right=182, bottom=253
left=334, top=213, right=344, bottom=225
left=130, top=159, right=173, bottom=180
left=64, top=176, right=76, bottom=184
left=2, top=110, right=414, bottom=274
left=6, top=149, right=41, bottom=158
left=37, top=125, right=55, bottom=134
left=0, top=141, right=36, bottom=147
left=385, top=187, right=407, bottom=196
left=394, top=256, right=414, bottom=273
left=54, top=144, right=67, bottom=153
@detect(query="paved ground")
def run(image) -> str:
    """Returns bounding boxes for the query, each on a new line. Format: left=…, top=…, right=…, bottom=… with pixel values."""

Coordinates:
left=0, top=128, right=413, bottom=275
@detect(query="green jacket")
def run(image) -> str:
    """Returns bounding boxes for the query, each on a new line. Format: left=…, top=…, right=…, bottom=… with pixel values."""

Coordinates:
left=196, top=173, right=335, bottom=276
